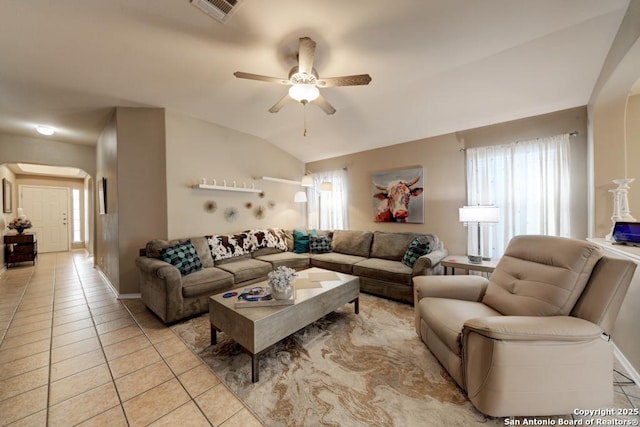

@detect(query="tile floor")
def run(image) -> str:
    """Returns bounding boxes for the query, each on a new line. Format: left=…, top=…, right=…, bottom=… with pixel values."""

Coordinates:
left=0, top=251, right=263, bottom=426
left=1, top=251, right=639, bottom=426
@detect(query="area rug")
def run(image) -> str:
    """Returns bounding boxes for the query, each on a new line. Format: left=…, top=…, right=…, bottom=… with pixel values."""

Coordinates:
left=171, top=293, right=507, bottom=426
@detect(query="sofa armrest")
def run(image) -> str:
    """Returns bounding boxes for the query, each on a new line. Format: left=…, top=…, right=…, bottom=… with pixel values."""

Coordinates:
left=136, top=256, right=180, bottom=280
left=412, top=247, right=448, bottom=275
left=414, top=275, right=489, bottom=304
left=463, top=316, right=603, bottom=342
left=135, top=256, right=184, bottom=323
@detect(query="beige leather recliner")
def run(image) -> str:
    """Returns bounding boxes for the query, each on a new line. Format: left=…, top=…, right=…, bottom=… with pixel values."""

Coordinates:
left=414, top=235, right=636, bottom=417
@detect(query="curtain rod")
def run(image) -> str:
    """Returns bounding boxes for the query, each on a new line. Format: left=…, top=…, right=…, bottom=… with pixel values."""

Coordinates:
left=459, top=131, right=579, bottom=152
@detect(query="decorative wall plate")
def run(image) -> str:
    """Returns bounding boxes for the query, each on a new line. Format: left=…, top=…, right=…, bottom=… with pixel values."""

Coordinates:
left=254, top=206, right=265, bottom=219
left=204, top=200, right=217, bottom=213
left=224, top=207, right=238, bottom=222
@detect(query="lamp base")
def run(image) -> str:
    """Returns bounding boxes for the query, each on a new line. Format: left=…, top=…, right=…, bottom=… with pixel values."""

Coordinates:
left=467, top=255, right=483, bottom=264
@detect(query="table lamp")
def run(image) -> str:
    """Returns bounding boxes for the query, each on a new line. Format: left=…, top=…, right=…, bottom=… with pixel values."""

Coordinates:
left=459, top=205, right=500, bottom=263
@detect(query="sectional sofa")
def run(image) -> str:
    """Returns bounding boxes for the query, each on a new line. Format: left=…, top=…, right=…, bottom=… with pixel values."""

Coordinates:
left=135, top=228, right=447, bottom=323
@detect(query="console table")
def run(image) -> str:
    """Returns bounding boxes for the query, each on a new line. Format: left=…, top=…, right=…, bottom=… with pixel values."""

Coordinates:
left=4, top=233, right=37, bottom=267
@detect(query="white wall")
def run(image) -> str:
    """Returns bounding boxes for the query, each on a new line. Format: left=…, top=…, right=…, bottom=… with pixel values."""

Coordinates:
left=164, top=110, right=305, bottom=239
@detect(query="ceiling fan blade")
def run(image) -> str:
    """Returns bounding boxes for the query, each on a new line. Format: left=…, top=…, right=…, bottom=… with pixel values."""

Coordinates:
left=268, top=94, right=292, bottom=113
left=316, top=74, right=372, bottom=87
left=234, top=71, right=289, bottom=85
left=313, top=94, right=336, bottom=115
left=297, top=37, right=316, bottom=75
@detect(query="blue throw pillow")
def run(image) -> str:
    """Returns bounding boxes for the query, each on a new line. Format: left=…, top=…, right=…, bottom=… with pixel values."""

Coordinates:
left=160, top=241, right=203, bottom=276
left=401, top=237, right=431, bottom=268
left=309, top=234, right=332, bottom=254
left=293, top=229, right=316, bottom=253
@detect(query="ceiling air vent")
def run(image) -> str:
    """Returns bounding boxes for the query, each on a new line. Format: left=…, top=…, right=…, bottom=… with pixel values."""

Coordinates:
left=190, top=0, right=243, bottom=23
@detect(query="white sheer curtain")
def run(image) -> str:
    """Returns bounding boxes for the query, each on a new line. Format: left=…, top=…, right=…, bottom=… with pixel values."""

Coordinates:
left=466, top=133, right=571, bottom=259
left=307, top=168, right=349, bottom=230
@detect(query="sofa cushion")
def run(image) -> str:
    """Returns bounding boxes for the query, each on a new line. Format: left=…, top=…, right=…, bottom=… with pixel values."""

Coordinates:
left=246, top=228, right=288, bottom=251
left=254, top=252, right=310, bottom=270
left=216, top=258, right=272, bottom=284
left=331, top=230, right=373, bottom=257
left=309, top=234, right=332, bottom=254
left=181, top=267, right=234, bottom=298
left=310, top=253, right=366, bottom=274
left=401, top=236, right=432, bottom=267
left=482, top=235, right=604, bottom=316
left=293, top=229, right=316, bottom=253
left=159, top=241, right=203, bottom=276
left=370, top=232, right=421, bottom=261
left=207, top=233, right=252, bottom=261
left=353, top=258, right=413, bottom=286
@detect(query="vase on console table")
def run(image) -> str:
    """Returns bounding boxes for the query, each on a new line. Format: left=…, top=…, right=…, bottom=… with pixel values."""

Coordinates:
left=607, top=178, right=636, bottom=241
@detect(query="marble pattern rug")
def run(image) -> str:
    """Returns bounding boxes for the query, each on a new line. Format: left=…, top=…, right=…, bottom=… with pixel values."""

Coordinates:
left=171, top=293, right=510, bottom=426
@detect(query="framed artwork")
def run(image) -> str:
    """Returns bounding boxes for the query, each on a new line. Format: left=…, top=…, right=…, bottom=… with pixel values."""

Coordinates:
left=3, top=178, right=12, bottom=213
left=98, top=178, right=107, bottom=215
left=372, top=166, right=424, bottom=223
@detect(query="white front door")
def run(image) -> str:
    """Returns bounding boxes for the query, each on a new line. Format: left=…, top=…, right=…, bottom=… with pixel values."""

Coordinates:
left=21, top=186, right=69, bottom=253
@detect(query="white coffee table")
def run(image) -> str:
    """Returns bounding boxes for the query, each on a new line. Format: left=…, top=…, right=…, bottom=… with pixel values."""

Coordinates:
left=209, top=267, right=360, bottom=382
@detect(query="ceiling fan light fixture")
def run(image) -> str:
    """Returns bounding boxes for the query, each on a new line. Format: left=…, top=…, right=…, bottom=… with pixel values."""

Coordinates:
left=288, top=84, right=319, bottom=103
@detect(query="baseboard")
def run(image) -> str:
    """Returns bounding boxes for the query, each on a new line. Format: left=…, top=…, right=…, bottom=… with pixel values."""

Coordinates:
left=613, top=342, right=640, bottom=386
left=95, top=267, right=141, bottom=300
left=117, top=293, right=142, bottom=300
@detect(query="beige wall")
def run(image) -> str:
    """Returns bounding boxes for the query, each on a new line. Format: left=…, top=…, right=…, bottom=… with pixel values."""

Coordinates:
left=0, top=165, right=17, bottom=268
left=95, top=108, right=168, bottom=295
left=307, top=133, right=467, bottom=254
left=307, top=107, right=588, bottom=257
left=591, top=3, right=640, bottom=237
left=589, top=2, right=640, bottom=376
left=0, top=134, right=96, bottom=178
left=164, top=110, right=305, bottom=239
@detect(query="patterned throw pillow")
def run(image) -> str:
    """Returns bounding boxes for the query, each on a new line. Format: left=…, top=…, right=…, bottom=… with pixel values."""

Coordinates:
left=309, top=234, right=332, bottom=254
left=401, top=237, right=432, bottom=267
left=160, top=241, right=203, bottom=276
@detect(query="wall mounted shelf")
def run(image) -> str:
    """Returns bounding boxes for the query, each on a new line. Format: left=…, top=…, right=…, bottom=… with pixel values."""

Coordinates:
left=192, top=184, right=262, bottom=193
left=258, top=176, right=302, bottom=186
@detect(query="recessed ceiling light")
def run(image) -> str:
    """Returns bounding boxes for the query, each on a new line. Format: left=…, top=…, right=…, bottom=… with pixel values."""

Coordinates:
left=35, top=125, right=55, bottom=136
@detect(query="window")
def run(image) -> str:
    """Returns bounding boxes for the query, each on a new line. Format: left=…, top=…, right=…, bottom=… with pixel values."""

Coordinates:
left=466, top=133, right=571, bottom=259
left=72, top=188, right=82, bottom=243
left=306, top=169, right=349, bottom=230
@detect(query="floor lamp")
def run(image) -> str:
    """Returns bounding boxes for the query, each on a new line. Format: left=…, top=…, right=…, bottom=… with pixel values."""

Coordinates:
left=459, top=205, right=500, bottom=263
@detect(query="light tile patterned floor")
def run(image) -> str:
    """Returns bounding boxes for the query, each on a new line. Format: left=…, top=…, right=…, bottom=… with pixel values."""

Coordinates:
left=0, top=251, right=263, bottom=426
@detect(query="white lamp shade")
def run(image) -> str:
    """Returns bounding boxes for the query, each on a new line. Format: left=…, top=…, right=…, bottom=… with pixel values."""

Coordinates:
left=300, top=175, right=313, bottom=187
left=288, top=84, right=320, bottom=102
left=320, top=181, right=333, bottom=192
left=459, top=206, right=500, bottom=223
left=294, top=191, right=307, bottom=203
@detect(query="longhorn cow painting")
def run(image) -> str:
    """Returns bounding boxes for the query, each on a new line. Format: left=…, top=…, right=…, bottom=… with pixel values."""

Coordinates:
left=372, top=167, right=424, bottom=223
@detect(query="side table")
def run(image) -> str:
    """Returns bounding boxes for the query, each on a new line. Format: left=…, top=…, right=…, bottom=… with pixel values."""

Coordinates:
left=441, top=255, right=497, bottom=276
left=4, top=233, right=38, bottom=267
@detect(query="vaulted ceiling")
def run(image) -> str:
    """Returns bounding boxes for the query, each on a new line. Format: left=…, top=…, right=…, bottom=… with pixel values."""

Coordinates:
left=0, top=0, right=630, bottom=162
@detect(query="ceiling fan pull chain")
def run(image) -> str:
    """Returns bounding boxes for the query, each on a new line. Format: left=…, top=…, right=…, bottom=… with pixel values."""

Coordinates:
left=303, top=102, right=308, bottom=137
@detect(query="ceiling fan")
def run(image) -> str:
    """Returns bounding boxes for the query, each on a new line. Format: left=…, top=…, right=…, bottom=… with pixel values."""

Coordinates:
left=234, top=37, right=372, bottom=115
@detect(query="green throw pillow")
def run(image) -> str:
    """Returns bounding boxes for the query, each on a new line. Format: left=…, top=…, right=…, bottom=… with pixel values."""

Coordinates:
left=293, top=229, right=316, bottom=253
left=160, top=241, right=203, bottom=276
left=401, top=237, right=431, bottom=268
left=309, top=234, right=332, bottom=254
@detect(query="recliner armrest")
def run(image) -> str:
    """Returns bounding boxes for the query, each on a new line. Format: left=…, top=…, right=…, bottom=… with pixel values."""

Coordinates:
left=463, top=316, right=603, bottom=342
left=413, top=275, right=489, bottom=303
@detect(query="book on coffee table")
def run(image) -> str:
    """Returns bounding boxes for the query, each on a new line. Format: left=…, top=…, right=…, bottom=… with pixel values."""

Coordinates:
left=234, top=286, right=295, bottom=308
